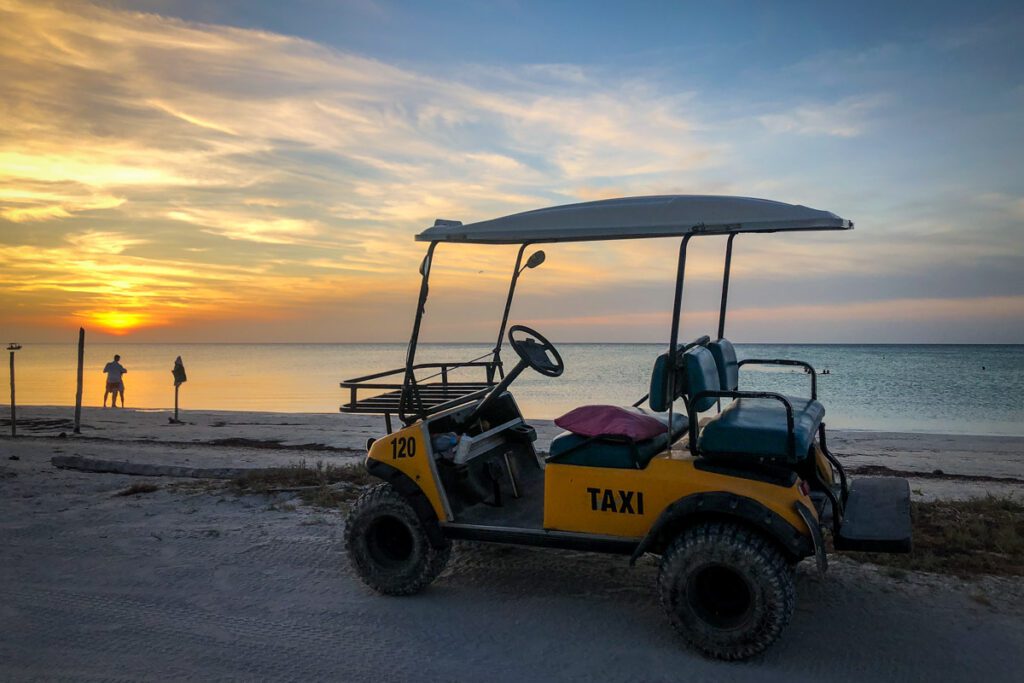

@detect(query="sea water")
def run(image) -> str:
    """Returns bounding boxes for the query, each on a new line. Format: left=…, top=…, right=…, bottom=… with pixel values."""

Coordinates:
left=7, top=343, right=1024, bottom=436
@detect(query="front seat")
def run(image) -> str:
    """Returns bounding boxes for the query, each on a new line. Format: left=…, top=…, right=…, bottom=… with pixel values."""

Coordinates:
left=547, top=350, right=688, bottom=469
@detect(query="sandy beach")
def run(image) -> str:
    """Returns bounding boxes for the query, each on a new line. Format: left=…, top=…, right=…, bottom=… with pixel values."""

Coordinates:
left=2, top=405, right=1023, bottom=681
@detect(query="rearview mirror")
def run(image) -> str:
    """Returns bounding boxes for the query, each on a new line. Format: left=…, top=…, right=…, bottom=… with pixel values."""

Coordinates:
left=526, top=250, right=546, bottom=269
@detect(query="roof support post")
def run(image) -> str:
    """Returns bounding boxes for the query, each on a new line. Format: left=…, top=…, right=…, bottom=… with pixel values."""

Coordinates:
left=666, top=235, right=692, bottom=435
left=717, top=233, right=737, bottom=340
left=668, top=235, right=692, bottom=361
left=401, top=241, right=438, bottom=420
left=492, top=243, right=530, bottom=380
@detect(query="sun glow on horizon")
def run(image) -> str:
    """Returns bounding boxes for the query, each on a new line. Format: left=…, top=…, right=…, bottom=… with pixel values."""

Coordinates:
left=84, top=310, right=155, bottom=335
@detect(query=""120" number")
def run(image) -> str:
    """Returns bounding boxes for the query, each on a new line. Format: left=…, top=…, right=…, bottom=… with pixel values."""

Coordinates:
left=390, top=436, right=416, bottom=459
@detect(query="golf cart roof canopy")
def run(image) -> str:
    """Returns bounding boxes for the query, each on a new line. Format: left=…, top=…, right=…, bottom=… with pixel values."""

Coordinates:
left=416, top=194, right=852, bottom=244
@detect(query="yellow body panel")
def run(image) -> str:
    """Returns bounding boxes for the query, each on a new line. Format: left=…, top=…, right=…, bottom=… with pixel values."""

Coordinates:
left=813, top=444, right=834, bottom=486
left=367, top=423, right=450, bottom=521
left=543, top=448, right=814, bottom=538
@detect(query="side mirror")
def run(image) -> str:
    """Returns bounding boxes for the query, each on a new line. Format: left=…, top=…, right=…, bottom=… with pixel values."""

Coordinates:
left=525, top=250, right=546, bottom=269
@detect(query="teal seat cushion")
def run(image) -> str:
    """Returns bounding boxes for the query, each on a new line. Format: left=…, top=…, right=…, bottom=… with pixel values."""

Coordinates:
left=648, top=353, right=672, bottom=412
left=699, top=396, right=824, bottom=461
left=707, top=339, right=739, bottom=392
left=549, top=409, right=687, bottom=469
left=683, top=346, right=721, bottom=412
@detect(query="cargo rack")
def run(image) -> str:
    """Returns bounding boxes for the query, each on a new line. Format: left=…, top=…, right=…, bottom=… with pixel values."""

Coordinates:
left=339, top=243, right=546, bottom=432
left=340, top=358, right=500, bottom=432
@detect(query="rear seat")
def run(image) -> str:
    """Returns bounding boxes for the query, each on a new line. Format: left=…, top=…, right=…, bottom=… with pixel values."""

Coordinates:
left=686, top=345, right=825, bottom=463
left=707, top=338, right=815, bottom=399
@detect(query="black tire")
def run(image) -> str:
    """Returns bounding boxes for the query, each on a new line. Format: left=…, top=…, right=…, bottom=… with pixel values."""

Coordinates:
left=344, top=483, right=451, bottom=596
left=657, top=521, right=796, bottom=660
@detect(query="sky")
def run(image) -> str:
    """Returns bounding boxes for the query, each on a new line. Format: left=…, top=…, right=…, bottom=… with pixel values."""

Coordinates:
left=1, top=0, right=1022, bottom=344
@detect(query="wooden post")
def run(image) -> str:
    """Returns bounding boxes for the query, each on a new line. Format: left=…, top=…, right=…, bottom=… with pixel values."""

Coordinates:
left=174, top=384, right=179, bottom=423
left=74, top=327, right=84, bottom=434
left=8, top=348, right=15, bottom=438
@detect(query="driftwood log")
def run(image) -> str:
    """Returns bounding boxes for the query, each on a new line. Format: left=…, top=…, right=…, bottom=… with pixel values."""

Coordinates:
left=51, top=454, right=254, bottom=479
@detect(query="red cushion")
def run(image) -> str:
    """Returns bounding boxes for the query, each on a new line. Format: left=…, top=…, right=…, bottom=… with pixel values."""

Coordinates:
left=554, top=405, right=665, bottom=441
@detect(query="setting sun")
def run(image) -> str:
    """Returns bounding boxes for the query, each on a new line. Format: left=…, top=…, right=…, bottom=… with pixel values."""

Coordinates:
left=85, top=310, right=151, bottom=335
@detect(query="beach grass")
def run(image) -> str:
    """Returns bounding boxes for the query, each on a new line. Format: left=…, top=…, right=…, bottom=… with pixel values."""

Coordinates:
left=229, top=462, right=1024, bottom=577
left=844, top=495, right=1024, bottom=577
left=230, top=460, right=375, bottom=509
left=114, top=483, right=160, bottom=496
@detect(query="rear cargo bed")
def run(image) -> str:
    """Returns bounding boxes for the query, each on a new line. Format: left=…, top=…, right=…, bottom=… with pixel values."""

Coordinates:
left=835, top=477, right=912, bottom=553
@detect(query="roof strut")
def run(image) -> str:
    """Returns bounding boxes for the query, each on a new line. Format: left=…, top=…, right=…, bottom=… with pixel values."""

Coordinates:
left=401, top=241, right=438, bottom=422
left=492, top=243, right=530, bottom=380
left=717, top=233, right=737, bottom=340
left=666, top=235, right=692, bottom=439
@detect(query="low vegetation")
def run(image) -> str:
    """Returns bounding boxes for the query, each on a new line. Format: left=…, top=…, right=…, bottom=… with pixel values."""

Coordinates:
left=843, top=495, right=1024, bottom=577
left=230, top=460, right=375, bottom=509
left=230, top=464, right=1023, bottom=578
left=114, top=483, right=159, bottom=496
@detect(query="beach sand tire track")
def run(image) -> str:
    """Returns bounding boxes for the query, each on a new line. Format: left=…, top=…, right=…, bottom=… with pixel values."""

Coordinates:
left=658, top=521, right=796, bottom=660
left=344, top=483, right=451, bottom=596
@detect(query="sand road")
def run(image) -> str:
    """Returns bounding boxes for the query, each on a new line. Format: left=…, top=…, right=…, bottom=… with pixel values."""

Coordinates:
left=3, top=437, right=1024, bottom=682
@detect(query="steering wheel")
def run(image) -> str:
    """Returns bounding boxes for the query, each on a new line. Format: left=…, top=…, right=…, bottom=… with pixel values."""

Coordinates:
left=508, top=325, right=564, bottom=377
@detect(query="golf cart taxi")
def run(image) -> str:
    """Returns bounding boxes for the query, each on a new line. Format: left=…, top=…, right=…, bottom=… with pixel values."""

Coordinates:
left=341, top=195, right=912, bottom=660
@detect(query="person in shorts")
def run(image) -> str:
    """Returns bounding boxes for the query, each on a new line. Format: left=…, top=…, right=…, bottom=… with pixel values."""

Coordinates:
left=102, top=354, right=128, bottom=408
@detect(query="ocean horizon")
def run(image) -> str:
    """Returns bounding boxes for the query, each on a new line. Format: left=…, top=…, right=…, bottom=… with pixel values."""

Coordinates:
left=7, top=342, right=1024, bottom=437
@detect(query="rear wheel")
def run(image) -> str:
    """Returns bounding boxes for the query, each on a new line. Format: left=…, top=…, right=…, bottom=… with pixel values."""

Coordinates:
left=658, top=521, right=795, bottom=660
left=344, top=483, right=450, bottom=595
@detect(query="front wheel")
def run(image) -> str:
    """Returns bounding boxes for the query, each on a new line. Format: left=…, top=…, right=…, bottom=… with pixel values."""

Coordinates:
left=658, top=521, right=796, bottom=660
left=344, top=483, right=450, bottom=596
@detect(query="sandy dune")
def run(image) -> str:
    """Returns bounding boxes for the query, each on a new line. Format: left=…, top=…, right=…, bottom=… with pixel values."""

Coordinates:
left=1, top=406, right=1023, bottom=681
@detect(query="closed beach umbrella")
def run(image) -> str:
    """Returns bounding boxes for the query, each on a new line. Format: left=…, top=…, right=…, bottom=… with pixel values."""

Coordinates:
left=172, top=356, right=187, bottom=386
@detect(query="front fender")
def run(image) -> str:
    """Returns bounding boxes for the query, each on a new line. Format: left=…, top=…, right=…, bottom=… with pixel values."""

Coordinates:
left=365, top=458, right=446, bottom=548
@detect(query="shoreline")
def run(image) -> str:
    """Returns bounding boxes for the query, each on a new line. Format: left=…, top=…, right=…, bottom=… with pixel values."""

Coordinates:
left=7, top=403, right=1024, bottom=440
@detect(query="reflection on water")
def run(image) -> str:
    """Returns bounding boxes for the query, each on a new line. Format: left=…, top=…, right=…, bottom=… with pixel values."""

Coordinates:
left=7, top=343, right=1024, bottom=436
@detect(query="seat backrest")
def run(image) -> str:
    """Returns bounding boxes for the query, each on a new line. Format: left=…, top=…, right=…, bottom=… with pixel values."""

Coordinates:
left=648, top=351, right=679, bottom=412
left=683, top=346, right=721, bottom=413
left=707, top=338, right=739, bottom=392
left=651, top=344, right=700, bottom=409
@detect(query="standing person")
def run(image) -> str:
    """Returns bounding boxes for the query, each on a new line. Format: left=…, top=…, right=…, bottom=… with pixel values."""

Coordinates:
left=102, top=354, right=127, bottom=408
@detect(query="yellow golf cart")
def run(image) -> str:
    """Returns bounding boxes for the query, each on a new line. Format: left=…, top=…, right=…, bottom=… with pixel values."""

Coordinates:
left=340, top=195, right=911, bottom=660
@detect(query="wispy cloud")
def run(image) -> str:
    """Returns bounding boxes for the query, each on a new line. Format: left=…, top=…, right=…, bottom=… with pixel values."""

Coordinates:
left=757, top=95, right=887, bottom=138
left=166, top=209, right=323, bottom=246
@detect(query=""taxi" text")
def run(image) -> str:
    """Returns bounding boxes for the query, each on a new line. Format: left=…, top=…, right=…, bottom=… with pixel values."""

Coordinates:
left=587, top=487, right=645, bottom=514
